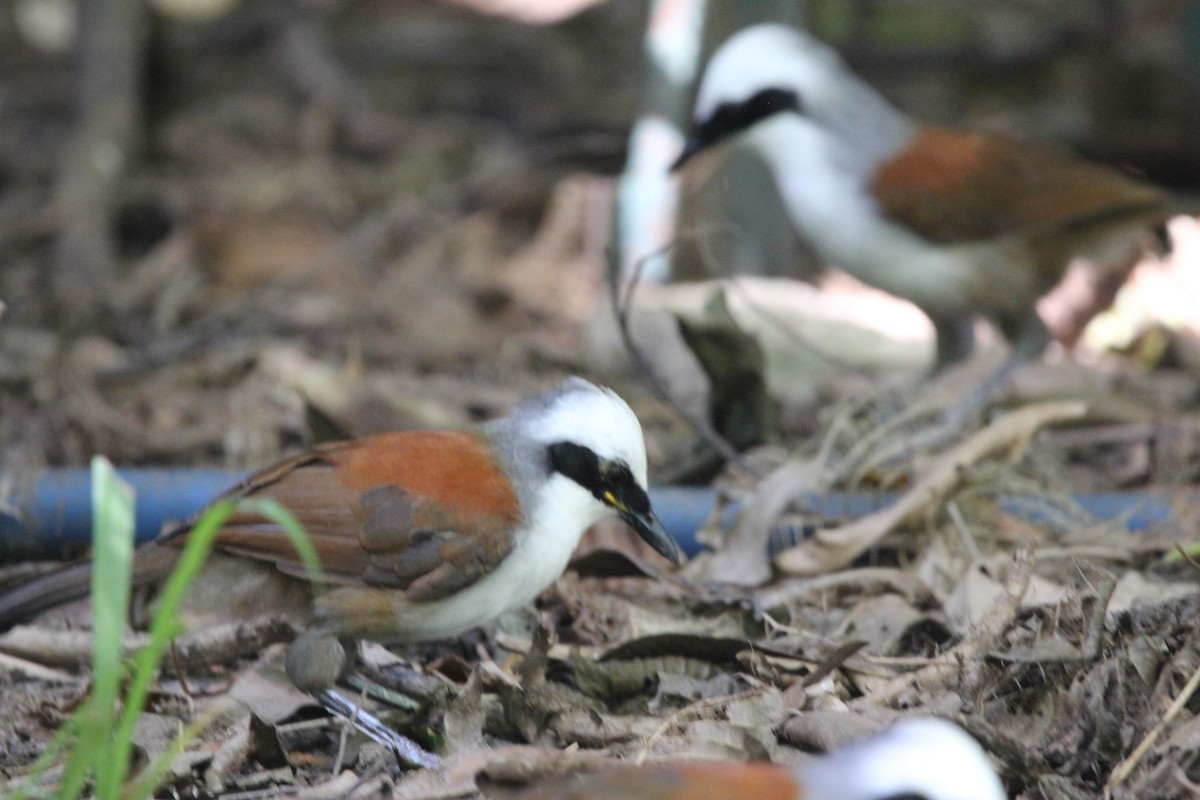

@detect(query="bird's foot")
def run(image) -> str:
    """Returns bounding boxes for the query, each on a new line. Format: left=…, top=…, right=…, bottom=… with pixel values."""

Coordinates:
left=316, top=689, right=439, bottom=770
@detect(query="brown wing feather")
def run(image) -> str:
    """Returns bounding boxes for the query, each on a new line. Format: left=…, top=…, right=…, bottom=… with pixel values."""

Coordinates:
left=160, top=432, right=523, bottom=602
left=873, top=127, right=1166, bottom=245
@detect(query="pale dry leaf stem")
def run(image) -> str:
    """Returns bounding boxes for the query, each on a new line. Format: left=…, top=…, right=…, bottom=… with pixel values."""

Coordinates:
left=1105, top=657, right=1200, bottom=792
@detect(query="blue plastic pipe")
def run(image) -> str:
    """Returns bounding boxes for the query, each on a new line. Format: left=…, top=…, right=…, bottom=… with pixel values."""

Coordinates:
left=0, top=469, right=250, bottom=562
left=0, top=469, right=1187, bottom=563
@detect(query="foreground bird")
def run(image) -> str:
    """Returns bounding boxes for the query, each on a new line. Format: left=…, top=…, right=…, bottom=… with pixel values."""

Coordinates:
left=0, top=377, right=678, bottom=694
left=673, top=24, right=1168, bottom=376
left=497, top=717, right=1006, bottom=800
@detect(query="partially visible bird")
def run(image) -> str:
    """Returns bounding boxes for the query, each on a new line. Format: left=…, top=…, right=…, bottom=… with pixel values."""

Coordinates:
left=0, top=377, right=679, bottom=695
left=494, top=716, right=1006, bottom=800
left=673, top=24, right=1168, bottom=378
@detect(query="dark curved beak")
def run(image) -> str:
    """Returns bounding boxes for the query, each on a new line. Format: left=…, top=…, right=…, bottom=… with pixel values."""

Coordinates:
left=619, top=504, right=680, bottom=565
left=670, top=135, right=704, bottom=173
left=607, top=486, right=681, bottom=565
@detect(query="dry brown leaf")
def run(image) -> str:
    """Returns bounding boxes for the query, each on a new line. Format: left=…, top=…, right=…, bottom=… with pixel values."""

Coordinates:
left=778, top=709, right=901, bottom=752
left=633, top=687, right=785, bottom=762
left=1106, top=571, right=1198, bottom=615
left=229, top=651, right=316, bottom=724
left=833, top=593, right=947, bottom=656
left=131, top=713, right=184, bottom=772
left=942, top=556, right=1070, bottom=630
left=443, top=670, right=487, bottom=757
left=294, top=770, right=383, bottom=799
left=857, top=548, right=1035, bottom=706
left=639, top=720, right=777, bottom=761
left=457, top=746, right=619, bottom=800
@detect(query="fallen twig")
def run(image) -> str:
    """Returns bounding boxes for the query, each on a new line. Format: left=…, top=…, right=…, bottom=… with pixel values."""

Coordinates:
left=0, top=651, right=85, bottom=684
left=775, top=401, right=1088, bottom=575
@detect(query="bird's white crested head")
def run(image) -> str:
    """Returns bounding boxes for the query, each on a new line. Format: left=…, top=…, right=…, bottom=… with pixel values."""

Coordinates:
left=675, top=24, right=914, bottom=172
left=489, top=378, right=679, bottom=565
left=515, top=377, right=648, bottom=488
left=800, top=717, right=1006, bottom=800
left=693, top=24, right=848, bottom=125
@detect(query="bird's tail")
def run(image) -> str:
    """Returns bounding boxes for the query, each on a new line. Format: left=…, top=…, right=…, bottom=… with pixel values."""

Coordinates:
left=0, top=544, right=178, bottom=631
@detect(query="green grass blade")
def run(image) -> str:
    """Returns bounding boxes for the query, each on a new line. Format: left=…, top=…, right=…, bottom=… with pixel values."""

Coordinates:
left=63, top=458, right=135, bottom=800
left=106, top=499, right=236, bottom=798
left=239, top=498, right=322, bottom=578
left=109, top=495, right=320, bottom=797
left=9, top=480, right=322, bottom=800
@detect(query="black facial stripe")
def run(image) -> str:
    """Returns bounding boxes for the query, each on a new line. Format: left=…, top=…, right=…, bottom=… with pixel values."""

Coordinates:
left=548, top=442, right=602, bottom=493
left=697, top=87, right=800, bottom=149
left=548, top=442, right=640, bottom=507
left=599, top=459, right=635, bottom=491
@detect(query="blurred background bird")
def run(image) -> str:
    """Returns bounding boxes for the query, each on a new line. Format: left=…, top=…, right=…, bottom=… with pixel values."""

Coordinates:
left=490, top=717, right=1006, bottom=800
left=672, top=23, right=1172, bottom=394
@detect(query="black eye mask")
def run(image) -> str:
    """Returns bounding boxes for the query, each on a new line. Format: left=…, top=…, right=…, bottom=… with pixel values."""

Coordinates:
left=672, top=87, right=801, bottom=171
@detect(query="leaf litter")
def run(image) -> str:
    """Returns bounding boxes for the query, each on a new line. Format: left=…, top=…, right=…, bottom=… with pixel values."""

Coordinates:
left=7, top=326, right=1200, bottom=799
left=2, top=4, right=1200, bottom=797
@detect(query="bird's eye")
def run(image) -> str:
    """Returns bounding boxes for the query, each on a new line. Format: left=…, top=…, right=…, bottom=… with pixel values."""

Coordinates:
left=600, top=460, right=633, bottom=487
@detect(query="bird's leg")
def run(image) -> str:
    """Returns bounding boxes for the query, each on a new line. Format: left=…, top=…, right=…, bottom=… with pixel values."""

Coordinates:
left=936, top=308, right=1051, bottom=427
left=331, top=682, right=368, bottom=775
left=1001, top=307, right=1052, bottom=364
left=928, top=314, right=977, bottom=375
left=316, top=689, right=439, bottom=769
left=287, top=630, right=439, bottom=769
left=945, top=352, right=1024, bottom=426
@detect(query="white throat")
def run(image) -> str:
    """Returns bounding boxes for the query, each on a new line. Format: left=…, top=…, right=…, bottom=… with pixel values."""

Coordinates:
left=798, top=718, right=1006, bottom=800
left=503, top=472, right=609, bottom=600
